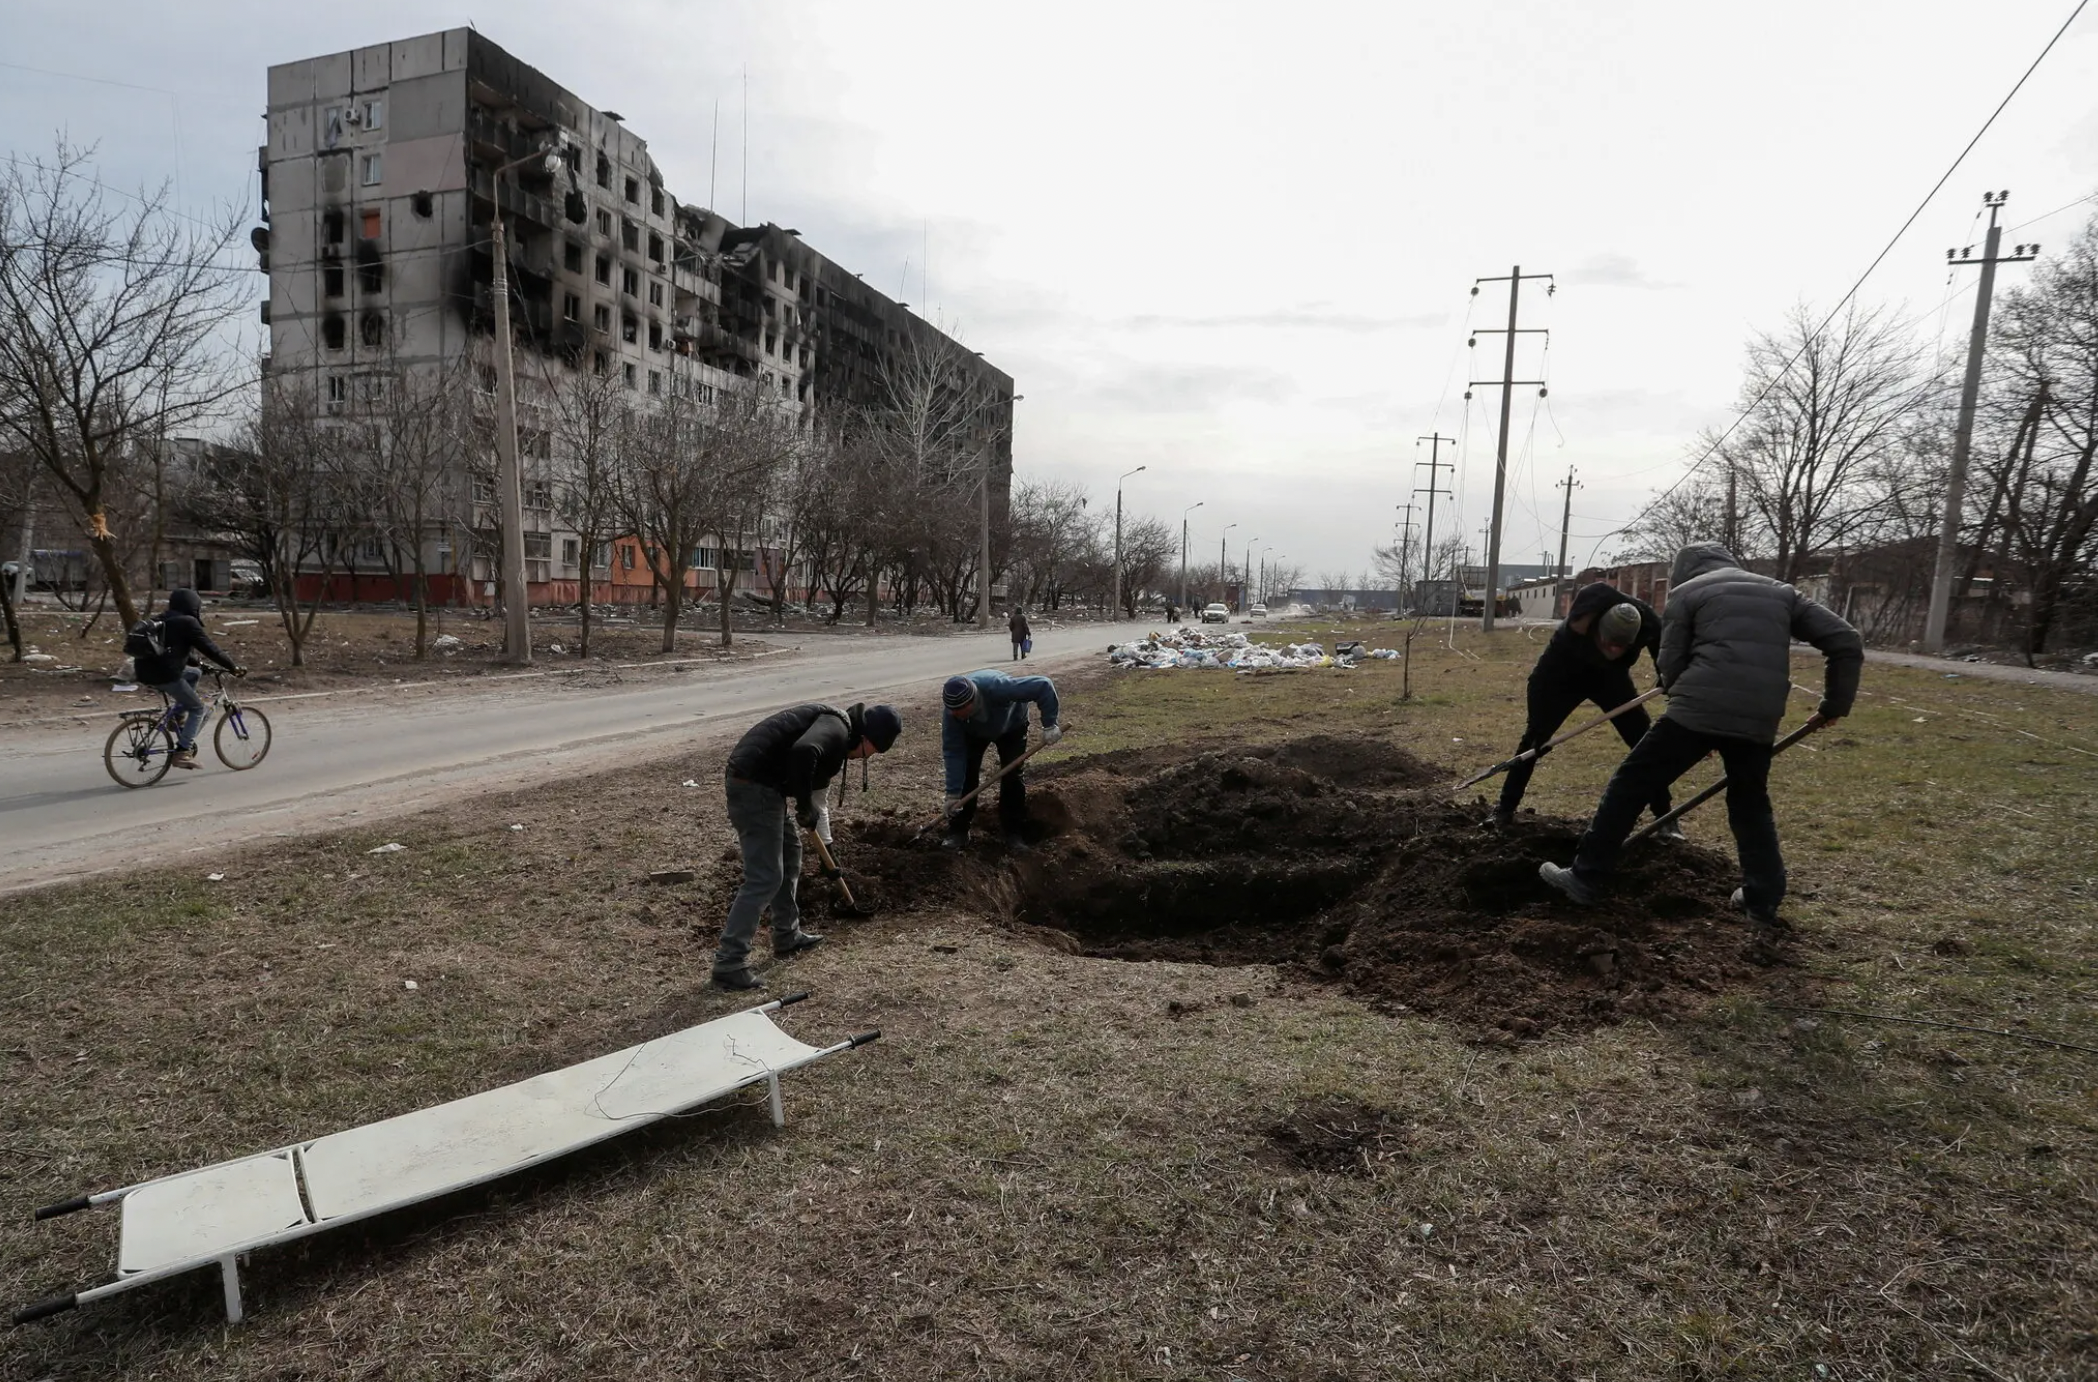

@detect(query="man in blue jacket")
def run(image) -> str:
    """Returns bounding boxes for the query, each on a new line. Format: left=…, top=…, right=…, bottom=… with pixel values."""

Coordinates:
left=1539, top=543, right=1862, bottom=931
left=941, top=669, right=1063, bottom=851
left=1493, top=582, right=1677, bottom=836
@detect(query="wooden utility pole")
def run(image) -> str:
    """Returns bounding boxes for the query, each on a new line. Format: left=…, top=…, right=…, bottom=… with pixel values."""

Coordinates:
left=1924, top=191, right=2037, bottom=653
left=1468, top=267, right=1553, bottom=631
left=1394, top=500, right=1419, bottom=593
left=1414, top=433, right=1455, bottom=612
left=1554, top=464, right=1580, bottom=582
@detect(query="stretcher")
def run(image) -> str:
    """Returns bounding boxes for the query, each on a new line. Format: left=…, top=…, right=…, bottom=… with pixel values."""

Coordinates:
left=13, top=993, right=875, bottom=1326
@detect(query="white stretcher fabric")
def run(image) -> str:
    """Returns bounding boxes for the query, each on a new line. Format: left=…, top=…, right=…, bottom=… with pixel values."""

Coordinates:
left=118, top=1151, right=309, bottom=1275
left=109, top=1010, right=822, bottom=1278
left=299, top=1010, right=821, bottom=1222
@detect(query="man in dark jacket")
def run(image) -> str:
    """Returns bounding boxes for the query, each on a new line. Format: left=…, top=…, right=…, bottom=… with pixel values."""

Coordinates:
left=712, top=701, right=902, bottom=991
left=942, top=669, right=1061, bottom=852
left=1493, top=583, right=1676, bottom=834
left=134, top=588, right=244, bottom=770
left=1540, top=543, right=1862, bottom=927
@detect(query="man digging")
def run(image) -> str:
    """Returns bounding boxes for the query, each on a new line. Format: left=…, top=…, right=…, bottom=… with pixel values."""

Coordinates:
left=941, top=669, right=1063, bottom=853
left=711, top=701, right=902, bottom=992
left=1538, top=542, right=1862, bottom=942
left=1492, top=582, right=1678, bottom=837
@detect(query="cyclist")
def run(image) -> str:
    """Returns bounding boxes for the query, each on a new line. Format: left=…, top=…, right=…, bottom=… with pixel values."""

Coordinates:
left=133, top=588, right=244, bottom=769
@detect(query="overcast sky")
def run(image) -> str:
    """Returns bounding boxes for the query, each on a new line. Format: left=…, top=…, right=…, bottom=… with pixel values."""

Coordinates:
left=6, top=0, right=2097, bottom=582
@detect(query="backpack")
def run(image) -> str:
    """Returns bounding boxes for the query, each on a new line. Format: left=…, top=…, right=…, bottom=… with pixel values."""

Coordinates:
left=123, top=617, right=167, bottom=660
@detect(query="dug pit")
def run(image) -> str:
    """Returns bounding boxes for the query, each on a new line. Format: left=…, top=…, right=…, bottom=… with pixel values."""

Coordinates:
left=835, top=734, right=1788, bottom=1036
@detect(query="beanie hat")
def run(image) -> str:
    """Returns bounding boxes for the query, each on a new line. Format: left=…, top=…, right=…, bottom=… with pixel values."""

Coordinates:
left=862, top=704, right=902, bottom=752
left=942, top=676, right=978, bottom=712
left=1597, top=602, right=1643, bottom=646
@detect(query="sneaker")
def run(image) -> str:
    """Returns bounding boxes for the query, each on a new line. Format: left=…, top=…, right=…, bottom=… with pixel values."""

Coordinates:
left=1729, top=887, right=1780, bottom=926
left=1538, top=862, right=1597, bottom=906
left=773, top=930, right=825, bottom=959
left=709, top=967, right=763, bottom=992
left=1651, top=818, right=1686, bottom=843
left=169, top=746, right=199, bottom=770
left=939, top=829, right=969, bottom=852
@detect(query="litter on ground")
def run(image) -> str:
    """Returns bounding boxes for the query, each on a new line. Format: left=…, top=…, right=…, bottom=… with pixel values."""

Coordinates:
left=1106, top=627, right=1399, bottom=673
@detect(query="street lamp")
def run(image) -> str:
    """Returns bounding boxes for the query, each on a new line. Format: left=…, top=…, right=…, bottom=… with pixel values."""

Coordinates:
left=489, top=141, right=568, bottom=666
left=1112, top=464, right=1146, bottom=619
left=1241, top=538, right=1260, bottom=614
left=1218, top=522, right=1236, bottom=607
left=1179, top=501, right=1203, bottom=615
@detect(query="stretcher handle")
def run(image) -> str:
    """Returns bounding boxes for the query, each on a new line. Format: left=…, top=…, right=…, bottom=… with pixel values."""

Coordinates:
left=33, top=1196, right=91, bottom=1221
left=776, top=991, right=811, bottom=1007
left=11, top=1292, right=78, bottom=1325
left=847, top=1030, right=882, bottom=1049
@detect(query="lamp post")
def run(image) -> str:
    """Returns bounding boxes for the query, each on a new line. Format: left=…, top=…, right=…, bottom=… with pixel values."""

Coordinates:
left=1263, top=554, right=1285, bottom=608
left=1179, top=501, right=1203, bottom=615
left=1111, top=464, right=1146, bottom=619
left=977, top=394, right=1021, bottom=630
left=1218, top=522, right=1235, bottom=607
left=1242, top=538, right=1260, bottom=614
left=489, top=143, right=567, bottom=666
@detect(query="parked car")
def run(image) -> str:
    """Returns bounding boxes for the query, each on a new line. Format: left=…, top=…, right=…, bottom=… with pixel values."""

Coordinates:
left=1250, top=604, right=1268, bottom=617
left=1201, top=603, right=1230, bottom=624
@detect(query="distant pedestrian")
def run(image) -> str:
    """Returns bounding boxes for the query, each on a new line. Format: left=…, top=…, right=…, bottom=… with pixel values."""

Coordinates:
left=1008, top=608, right=1031, bottom=661
left=711, top=701, right=902, bottom=991
left=1538, top=543, right=1861, bottom=936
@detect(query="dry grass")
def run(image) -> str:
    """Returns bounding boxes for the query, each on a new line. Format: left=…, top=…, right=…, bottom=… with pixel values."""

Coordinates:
left=3, top=624, right=2095, bottom=1380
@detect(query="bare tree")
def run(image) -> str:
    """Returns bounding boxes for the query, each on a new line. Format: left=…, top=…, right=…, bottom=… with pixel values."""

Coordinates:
left=0, top=142, right=251, bottom=627
left=343, top=355, right=469, bottom=657
left=547, top=364, right=631, bottom=658
left=1707, top=302, right=1934, bottom=582
left=1613, top=474, right=1730, bottom=564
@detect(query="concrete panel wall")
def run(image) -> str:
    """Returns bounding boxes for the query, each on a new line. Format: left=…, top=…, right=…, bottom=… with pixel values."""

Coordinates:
left=314, top=52, right=352, bottom=101
left=380, top=134, right=464, bottom=194
left=388, top=72, right=463, bottom=144
left=392, top=33, right=447, bottom=82
left=353, top=44, right=390, bottom=93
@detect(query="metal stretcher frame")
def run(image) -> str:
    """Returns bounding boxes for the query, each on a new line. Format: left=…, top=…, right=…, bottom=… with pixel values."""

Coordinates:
left=13, top=993, right=876, bottom=1327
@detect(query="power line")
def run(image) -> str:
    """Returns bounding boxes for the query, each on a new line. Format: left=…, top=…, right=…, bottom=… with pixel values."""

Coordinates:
left=1620, top=0, right=2091, bottom=539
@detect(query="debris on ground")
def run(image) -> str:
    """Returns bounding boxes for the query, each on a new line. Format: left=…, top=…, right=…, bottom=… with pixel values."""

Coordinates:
left=835, top=734, right=1789, bottom=1037
left=1106, top=628, right=1394, bottom=672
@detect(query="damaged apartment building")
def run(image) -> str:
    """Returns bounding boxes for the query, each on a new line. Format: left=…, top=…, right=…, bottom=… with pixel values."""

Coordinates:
left=256, top=28, right=1014, bottom=605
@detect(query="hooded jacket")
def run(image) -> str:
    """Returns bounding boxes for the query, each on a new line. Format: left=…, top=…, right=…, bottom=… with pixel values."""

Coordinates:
left=726, top=703, right=869, bottom=814
left=1537, top=582, right=1660, bottom=682
left=941, top=668, right=1059, bottom=794
left=1656, top=543, right=1862, bottom=743
left=134, top=589, right=237, bottom=686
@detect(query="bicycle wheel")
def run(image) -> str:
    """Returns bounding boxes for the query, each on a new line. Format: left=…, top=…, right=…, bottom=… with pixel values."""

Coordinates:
left=214, top=703, right=272, bottom=770
left=104, top=716, right=175, bottom=788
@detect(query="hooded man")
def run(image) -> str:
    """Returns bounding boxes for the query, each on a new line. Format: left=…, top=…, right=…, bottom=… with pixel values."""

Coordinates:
left=131, top=588, right=244, bottom=769
left=1493, top=582, right=1677, bottom=835
left=1539, top=543, right=1862, bottom=930
left=712, top=701, right=902, bottom=991
left=941, top=669, right=1062, bottom=852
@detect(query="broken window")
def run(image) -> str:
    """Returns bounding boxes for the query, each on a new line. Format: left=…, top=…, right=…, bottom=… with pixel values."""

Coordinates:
left=562, top=538, right=580, bottom=565
left=647, top=370, right=661, bottom=395
left=647, top=232, right=663, bottom=263
left=624, top=176, right=638, bottom=204
left=524, top=531, right=552, bottom=559
left=764, top=333, right=776, bottom=356
left=360, top=311, right=385, bottom=347
left=412, top=190, right=433, bottom=218
left=324, top=263, right=345, bottom=297
left=622, top=362, right=636, bottom=389
left=524, top=479, right=554, bottom=508
left=595, top=255, right=611, bottom=285
left=563, top=292, right=580, bottom=322
left=647, top=282, right=663, bottom=307
left=327, top=375, right=348, bottom=403
left=621, top=267, right=638, bottom=296
left=473, top=475, right=496, bottom=504
left=648, top=321, right=662, bottom=350
left=360, top=153, right=382, bottom=186
left=564, top=241, right=583, bottom=273
left=621, top=220, right=638, bottom=252
left=324, top=209, right=345, bottom=245
left=323, top=315, right=346, bottom=350
left=597, top=209, right=612, bottom=236
left=650, top=187, right=663, bottom=216
left=593, top=350, right=610, bottom=377
left=593, top=304, right=611, bottom=332
left=595, top=153, right=611, bottom=189
left=621, top=312, right=637, bottom=343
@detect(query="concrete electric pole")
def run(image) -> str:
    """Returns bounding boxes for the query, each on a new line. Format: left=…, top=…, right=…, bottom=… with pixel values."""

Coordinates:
left=1923, top=192, right=2037, bottom=653
left=1414, top=434, right=1455, bottom=612
left=1554, top=464, right=1581, bottom=589
left=1467, top=267, right=1553, bottom=632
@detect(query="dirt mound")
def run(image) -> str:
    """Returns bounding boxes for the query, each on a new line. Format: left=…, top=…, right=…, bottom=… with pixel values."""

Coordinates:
left=1263, top=1100, right=1408, bottom=1176
left=833, top=734, right=1788, bottom=1036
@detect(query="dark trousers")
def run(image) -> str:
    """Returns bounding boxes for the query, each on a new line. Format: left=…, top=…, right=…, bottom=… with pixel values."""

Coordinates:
left=955, top=727, right=1029, bottom=834
left=1498, top=667, right=1669, bottom=818
left=1573, top=717, right=1785, bottom=915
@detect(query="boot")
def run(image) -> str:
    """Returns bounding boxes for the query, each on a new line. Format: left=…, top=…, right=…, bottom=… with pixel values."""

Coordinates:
left=774, top=929, right=825, bottom=958
left=1538, top=862, right=1597, bottom=906
left=940, top=827, right=969, bottom=852
left=1651, top=817, right=1686, bottom=842
left=169, top=745, right=199, bottom=770
left=1729, top=887, right=1780, bottom=926
left=710, top=967, right=763, bottom=992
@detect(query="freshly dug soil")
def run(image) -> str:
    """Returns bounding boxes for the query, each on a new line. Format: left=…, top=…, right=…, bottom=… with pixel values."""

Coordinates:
left=833, top=734, right=1789, bottom=1036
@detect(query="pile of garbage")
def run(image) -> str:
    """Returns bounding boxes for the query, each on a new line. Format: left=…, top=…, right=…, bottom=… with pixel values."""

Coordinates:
left=1106, top=628, right=1401, bottom=673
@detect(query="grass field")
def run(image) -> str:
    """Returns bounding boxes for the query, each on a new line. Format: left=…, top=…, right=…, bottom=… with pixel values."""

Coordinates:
left=2, top=623, right=2093, bottom=1380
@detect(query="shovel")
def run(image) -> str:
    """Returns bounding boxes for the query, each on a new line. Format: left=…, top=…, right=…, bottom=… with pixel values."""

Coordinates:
left=1625, top=717, right=1825, bottom=846
left=1455, top=688, right=1663, bottom=790
left=910, top=742, right=1048, bottom=840
left=806, top=829, right=877, bottom=916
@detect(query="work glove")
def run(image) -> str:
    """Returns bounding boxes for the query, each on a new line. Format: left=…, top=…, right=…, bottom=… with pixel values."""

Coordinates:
left=1040, top=723, right=1064, bottom=747
left=796, top=800, right=820, bottom=831
left=944, top=793, right=966, bottom=820
left=814, top=805, right=833, bottom=846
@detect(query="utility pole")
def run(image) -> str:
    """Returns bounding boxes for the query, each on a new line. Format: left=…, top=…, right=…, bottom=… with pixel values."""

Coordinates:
left=1179, top=501, right=1203, bottom=613
left=1394, top=501, right=1419, bottom=596
left=1219, top=523, right=1236, bottom=606
left=491, top=200, right=533, bottom=665
left=1554, top=464, right=1581, bottom=595
left=1112, top=464, right=1145, bottom=620
left=1467, top=267, right=1553, bottom=631
left=1414, top=433, right=1454, bottom=613
left=1924, top=192, right=2038, bottom=653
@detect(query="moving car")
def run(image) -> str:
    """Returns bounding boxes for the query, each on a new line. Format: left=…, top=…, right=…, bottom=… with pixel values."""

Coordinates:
left=1201, top=603, right=1230, bottom=624
left=1250, top=604, right=1268, bottom=617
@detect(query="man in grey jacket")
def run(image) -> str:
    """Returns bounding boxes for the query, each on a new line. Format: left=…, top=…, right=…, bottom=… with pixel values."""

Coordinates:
left=1539, top=542, right=1862, bottom=926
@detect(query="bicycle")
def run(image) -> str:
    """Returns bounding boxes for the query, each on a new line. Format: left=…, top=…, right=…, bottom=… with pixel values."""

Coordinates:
left=103, top=669, right=273, bottom=788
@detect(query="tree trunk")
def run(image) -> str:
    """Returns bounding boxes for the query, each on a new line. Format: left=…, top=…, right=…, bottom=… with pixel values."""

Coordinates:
left=412, top=557, right=429, bottom=658
left=659, top=567, right=681, bottom=654
left=85, top=526, right=140, bottom=629
left=719, top=567, right=735, bottom=650
left=0, top=571, right=21, bottom=660
left=578, top=542, right=594, bottom=658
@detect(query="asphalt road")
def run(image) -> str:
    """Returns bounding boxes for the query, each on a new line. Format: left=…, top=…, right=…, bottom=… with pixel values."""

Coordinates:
left=0, top=621, right=1144, bottom=895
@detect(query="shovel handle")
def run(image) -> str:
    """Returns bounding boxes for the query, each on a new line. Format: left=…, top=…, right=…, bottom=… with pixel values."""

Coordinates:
left=912, top=741, right=1046, bottom=836
left=806, top=831, right=857, bottom=909
left=1626, top=718, right=1824, bottom=845
left=1456, top=687, right=1662, bottom=790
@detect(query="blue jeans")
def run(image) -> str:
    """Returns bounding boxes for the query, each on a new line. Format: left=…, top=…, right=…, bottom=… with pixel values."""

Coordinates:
left=714, top=773, right=804, bottom=974
left=1572, top=716, right=1785, bottom=916
left=153, top=667, right=205, bottom=750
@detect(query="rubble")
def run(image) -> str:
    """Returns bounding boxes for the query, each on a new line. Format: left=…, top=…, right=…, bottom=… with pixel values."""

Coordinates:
left=1106, top=627, right=1400, bottom=672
